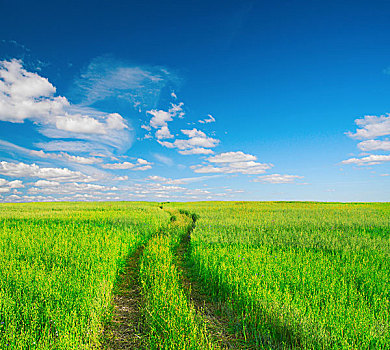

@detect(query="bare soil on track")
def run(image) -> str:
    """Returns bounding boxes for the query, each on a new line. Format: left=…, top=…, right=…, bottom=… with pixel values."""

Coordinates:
left=101, top=244, right=146, bottom=350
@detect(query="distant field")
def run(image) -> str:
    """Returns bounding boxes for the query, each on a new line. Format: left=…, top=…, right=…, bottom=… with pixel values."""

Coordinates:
left=0, top=202, right=389, bottom=349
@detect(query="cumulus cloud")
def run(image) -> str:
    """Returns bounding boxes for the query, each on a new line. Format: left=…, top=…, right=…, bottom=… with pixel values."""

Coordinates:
left=55, top=112, right=127, bottom=135
left=253, top=174, right=304, bottom=184
left=341, top=154, right=390, bottom=166
left=191, top=151, right=272, bottom=174
left=357, top=139, right=390, bottom=151
left=0, top=59, right=131, bottom=151
left=155, top=126, right=174, bottom=139
left=0, top=59, right=67, bottom=123
left=0, top=178, right=24, bottom=193
left=199, top=114, right=215, bottom=124
left=208, top=151, right=256, bottom=163
left=101, top=158, right=152, bottom=170
left=158, top=128, right=219, bottom=155
left=0, top=161, right=95, bottom=182
left=347, top=114, right=390, bottom=139
left=344, top=113, right=390, bottom=167
left=146, top=103, right=184, bottom=140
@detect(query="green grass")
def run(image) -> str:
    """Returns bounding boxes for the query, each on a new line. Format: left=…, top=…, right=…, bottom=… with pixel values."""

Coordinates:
left=0, top=202, right=169, bottom=349
left=140, top=210, right=214, bottom=349
left=170, top=201, right=390, bottom=349
left=1, top=201, right=389, bottom=349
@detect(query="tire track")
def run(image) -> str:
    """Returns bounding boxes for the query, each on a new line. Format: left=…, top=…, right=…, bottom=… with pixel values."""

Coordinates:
left=101, top=244, right=146, bottom=349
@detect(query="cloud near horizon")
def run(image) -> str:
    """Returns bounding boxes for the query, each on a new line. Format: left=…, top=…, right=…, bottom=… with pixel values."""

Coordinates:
left=253, top=174, right=304, bottom=184
left=191, top=151, right=273, bottom=174
left=0, top=55, right=307, bottom=202
left=343, top=113, right=390, bottom=168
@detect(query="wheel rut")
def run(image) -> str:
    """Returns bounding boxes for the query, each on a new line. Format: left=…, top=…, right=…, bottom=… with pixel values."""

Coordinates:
left=101, top=244, right=146, bottom=349
left=175, top=211, right=255, bottom=350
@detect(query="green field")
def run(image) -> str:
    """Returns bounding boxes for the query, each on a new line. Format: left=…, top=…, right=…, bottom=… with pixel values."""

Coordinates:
left=0, top=202, right=389, bottom=349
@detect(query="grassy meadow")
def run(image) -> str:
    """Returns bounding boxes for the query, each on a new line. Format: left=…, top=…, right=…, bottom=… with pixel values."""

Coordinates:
left=0, top=201, right=388, bottom=349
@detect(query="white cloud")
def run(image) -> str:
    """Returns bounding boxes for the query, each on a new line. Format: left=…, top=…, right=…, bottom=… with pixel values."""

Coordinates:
left=141, top=124, right=151, bottom=131
left=191, top=151, right=272, bottom=174
left=0, top=59, right=131, bottom=151
left=72, top=55, right=177, bottom=111
left=155, top=126, right=174, bottom=139
left=147, top=103, right=184, bottom=129
left=113, top=175, right=128, bottom=181
left=357, top=139, right=390, bottom=151
left=253, top=174, right=304, bottom=184
left=0, top=59, right=67, bottom=123
left=55, top=112, right=127, bottom=135
left=101, top=158, right=152, bottom=170
left=28, top=182, right=118, bottom=195
left=0, top=140, right=102, bottom=165
left=34, top=180, right=60, bottom=187
left=199, top=114, right=215, bottom=124
left=178, top=148, right=214, bottom=155
left=347, top=114, right=390, bottom=139
left=146, top=103, right=184, bottom=141
left=208, top=151, right=256, bottom=163
left=0, top=161, right=95, bottom=182
left=60, top=153, right=101, bottom=165
left=158, top=128, right=219, bottom=155
left=153, top=153, right=174, bottom=166
left=146, top=174, right=222, bottom=185
left=36, top=141, right=109, bottom=154
left=341, top=154, right=390, bottom=166
left=0, top=178, right=24, bottom=193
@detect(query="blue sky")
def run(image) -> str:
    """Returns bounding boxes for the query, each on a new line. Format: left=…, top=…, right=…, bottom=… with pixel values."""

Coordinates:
left=0, top=0, right=389, bottom=202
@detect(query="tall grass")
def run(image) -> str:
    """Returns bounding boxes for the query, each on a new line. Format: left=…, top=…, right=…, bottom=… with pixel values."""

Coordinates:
left=171, top=202, right=390, bottom=349
left=0, top=202, right=169, bottom=349
left=140, top=210, right=215, bottom=349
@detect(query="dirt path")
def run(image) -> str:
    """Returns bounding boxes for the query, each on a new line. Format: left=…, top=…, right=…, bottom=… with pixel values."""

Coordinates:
left=175, top=212, right=256, bottom=350
left=101, top=244, right=146, bottom=349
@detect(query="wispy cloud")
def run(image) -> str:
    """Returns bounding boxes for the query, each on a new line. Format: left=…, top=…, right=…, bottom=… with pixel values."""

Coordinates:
left=199, top=114, right=215, bottom=124
left=72, top=55, right=179, bottom=111
left=0, top=140, right=103, bottom=164
left=253, top=174, right=304, bottom=184
left=153, top=153, right=174, bottom=166
left=145, top=174, right=222, bottom=185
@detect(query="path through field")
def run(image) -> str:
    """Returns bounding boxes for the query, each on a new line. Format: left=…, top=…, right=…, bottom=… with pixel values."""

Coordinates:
left=102, top=209, right=259, bottom=349
left=102, top=244, right=146, bottom=349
